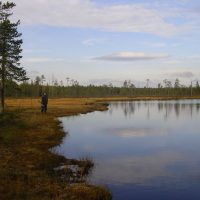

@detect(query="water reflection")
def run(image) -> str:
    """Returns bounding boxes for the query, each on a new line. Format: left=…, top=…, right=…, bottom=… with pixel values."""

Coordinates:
left=92, top=151, right=182, bottom=185
left=105, top=127, right=167, bottom=137
left=56, top=100, right=200, bottom=200
left=109, top=100, right=200, bottom=119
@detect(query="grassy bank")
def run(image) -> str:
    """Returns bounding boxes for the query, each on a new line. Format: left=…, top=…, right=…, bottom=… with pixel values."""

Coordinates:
left=0, top=98, right=111, bottom=200
left=1, top=96, right=200, bottom=200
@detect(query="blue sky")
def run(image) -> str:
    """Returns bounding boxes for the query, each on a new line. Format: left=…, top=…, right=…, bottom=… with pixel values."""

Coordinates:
left=11, top=0, right=200, bottom=86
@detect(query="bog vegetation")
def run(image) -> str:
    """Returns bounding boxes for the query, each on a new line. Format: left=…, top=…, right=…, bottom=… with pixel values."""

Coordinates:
left=0, top=2, right=113, bottom=200
left=0, top=1, right=199, bottom=200
left=5, top=76, right=200, bottom=98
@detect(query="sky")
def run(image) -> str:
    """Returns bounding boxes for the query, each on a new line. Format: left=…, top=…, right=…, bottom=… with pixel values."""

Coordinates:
left=10, top=0, right=200, bottom=86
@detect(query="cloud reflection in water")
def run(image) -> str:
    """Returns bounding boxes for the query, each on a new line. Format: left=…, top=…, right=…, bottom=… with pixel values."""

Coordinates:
left=105, top=127, right=168, bottom=138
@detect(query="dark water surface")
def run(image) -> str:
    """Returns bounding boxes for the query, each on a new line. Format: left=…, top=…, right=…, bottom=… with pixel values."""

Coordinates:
left=55, top=100, right=200, bottom=200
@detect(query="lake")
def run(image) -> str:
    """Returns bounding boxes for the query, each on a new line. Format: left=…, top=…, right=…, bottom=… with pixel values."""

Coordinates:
left=55, top=100, right=200, bottom=200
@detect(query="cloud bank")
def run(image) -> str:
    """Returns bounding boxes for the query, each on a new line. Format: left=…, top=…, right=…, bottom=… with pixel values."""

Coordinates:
left=12, top=0, right=190, bottom=36
left=22, top=57, right=64, bottom=63
left=93, top=52, right=169, bottom=62
left=165, top=71, right=194, bottom=78
left=82, top=38, right=107, bottom=46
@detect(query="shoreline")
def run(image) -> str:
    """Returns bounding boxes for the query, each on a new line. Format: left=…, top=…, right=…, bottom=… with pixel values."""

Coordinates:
left=1, top=96, right=200, bottom=199
left=94, top=96, right=200, bottom=102
left=1, top=98, right=111, bottom=200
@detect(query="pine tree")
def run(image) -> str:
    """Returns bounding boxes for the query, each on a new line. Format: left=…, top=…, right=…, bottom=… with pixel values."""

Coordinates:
left=174, top=78, right=180, bottom=88
left=196, top=81, right=200, bottom=88
left=0, top=1, right=28, bottom=113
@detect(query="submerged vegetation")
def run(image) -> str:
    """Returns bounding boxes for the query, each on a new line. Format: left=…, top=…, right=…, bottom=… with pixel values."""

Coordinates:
left=0, top=98, right=112, bottom=200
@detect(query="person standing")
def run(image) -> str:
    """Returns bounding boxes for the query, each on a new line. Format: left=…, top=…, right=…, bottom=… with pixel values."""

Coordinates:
left=41, top=93, right=48, bottom=113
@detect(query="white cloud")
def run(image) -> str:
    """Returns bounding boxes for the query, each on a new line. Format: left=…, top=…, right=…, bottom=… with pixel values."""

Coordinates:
left=142, top=42, right=167, bottom=48
left=12, top=0, right=189, bottom=36
left=92, top=52, right=169, bottom=62
left=22, top=57, right=64, bottom=63
left=163, top=59, right=182, bottom=64
left=165, top=71, right=194, bottom=78
left=23, top=49, right=51, bottom=53
left=188, top=54, right=200, bottom=59
left=142, top=42, right=181, bottom=48
left=82, top=38, right=107, bottom=46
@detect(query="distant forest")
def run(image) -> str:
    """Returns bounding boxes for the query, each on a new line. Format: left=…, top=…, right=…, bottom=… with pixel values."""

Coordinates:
left=5, top=76, right=200, bottom=98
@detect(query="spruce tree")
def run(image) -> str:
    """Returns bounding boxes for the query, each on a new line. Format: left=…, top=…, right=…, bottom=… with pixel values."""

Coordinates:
left=0, top=1, right=28, bottom=113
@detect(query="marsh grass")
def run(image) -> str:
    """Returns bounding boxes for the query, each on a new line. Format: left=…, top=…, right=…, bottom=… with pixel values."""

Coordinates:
left=2, top=96, right=200, bottom=199
left=0, top=98, right=111, bottom=200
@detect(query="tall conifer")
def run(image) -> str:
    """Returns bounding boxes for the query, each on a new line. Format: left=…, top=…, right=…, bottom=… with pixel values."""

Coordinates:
left=0, top=1, right=28, bottom=113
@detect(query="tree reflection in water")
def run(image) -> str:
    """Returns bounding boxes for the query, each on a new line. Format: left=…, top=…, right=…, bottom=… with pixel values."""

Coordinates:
left=109, top=100, right=200, bottom=120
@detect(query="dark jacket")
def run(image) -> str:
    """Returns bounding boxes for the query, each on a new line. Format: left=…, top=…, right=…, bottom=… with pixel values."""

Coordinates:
left=41, top=94, right=48, bottom=105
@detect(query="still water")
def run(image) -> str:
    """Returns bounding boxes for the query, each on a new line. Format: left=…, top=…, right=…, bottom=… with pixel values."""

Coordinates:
left=56, top=100, right=200, bottom=200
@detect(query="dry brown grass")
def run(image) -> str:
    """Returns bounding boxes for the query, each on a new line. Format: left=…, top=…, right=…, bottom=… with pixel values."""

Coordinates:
left=0, top=98, right=111, bottom=200
left=2, top=96, right=200, bottom=199
left=5, top=96, right=200, bottom=109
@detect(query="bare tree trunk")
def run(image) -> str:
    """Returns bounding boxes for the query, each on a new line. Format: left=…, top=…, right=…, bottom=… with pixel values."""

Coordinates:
left=1, top=38, right=6, bottom=114
left=0, top=62, right=5, bottom=114
left=1, top=85, right=5, bottom=113
left=0, top=80, right=2, bottom=113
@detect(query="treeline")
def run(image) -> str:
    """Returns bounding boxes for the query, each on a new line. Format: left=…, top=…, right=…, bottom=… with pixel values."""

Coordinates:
left=4, top=78, right=200, bottom=98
